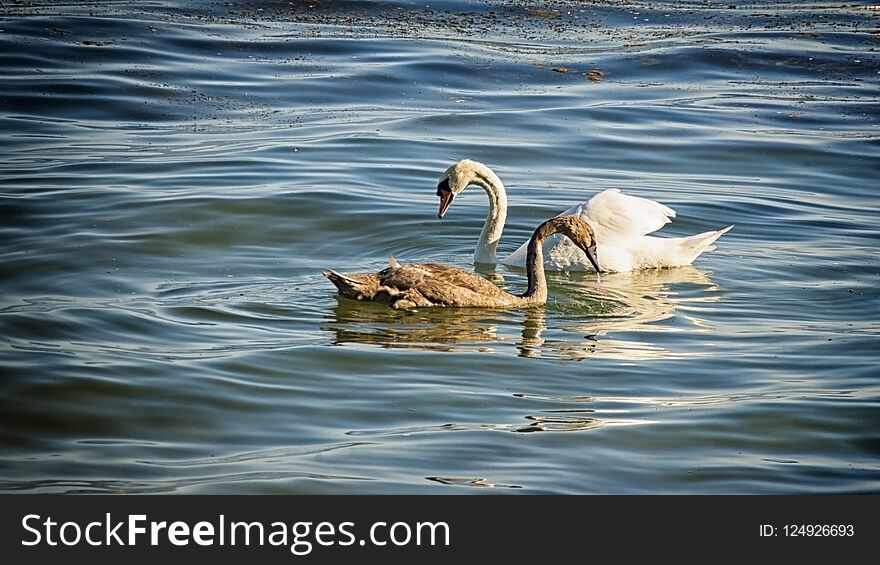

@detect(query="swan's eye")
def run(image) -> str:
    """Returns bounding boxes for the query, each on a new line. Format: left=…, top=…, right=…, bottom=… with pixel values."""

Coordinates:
left=436, top=178, right=450, bottom=196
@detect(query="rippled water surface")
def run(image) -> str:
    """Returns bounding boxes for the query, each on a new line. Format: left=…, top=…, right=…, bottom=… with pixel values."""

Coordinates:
left=1, top=0, right=878, bottom=493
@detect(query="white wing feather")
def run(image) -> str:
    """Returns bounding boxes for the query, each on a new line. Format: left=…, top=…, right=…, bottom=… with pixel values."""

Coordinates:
left=584, top=189, right=675, bottom=236
left=502, top=190, right=675, bottom=267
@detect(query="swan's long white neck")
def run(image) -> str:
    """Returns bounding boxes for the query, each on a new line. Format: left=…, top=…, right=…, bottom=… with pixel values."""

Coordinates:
left=470, top=165, right=508, bottom=264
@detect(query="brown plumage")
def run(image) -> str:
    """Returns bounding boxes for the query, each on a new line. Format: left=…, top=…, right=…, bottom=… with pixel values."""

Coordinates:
left=323, top=215, right=599, bottom=309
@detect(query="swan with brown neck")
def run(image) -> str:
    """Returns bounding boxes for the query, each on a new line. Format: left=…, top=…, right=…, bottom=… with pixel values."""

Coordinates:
left=323, top=215, right=598, bottom=309
left=436, top=159, right=732, bottom=272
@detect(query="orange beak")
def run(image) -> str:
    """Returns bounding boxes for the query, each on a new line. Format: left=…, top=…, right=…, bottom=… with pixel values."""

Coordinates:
left=437, top=189, right=454, bottom=219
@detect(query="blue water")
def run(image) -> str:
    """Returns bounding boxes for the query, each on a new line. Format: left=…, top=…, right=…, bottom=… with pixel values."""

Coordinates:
left=0, top=0, right=878, bottom=493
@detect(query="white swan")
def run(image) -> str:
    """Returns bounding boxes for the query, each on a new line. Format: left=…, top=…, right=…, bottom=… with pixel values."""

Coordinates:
left=436, top=159, right=733, bottom=273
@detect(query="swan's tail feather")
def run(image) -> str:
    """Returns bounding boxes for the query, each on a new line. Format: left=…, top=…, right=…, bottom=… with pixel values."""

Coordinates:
left=679, top=225, right=733, bottom=263
left=323, top=269, right=381, bottom=300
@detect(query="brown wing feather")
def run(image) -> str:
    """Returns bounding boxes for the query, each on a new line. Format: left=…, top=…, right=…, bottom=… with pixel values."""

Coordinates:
left=379, top=263, right=517, bottom=307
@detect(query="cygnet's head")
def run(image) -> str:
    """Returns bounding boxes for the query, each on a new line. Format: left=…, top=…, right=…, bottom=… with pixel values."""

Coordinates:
left=534, top=216, right=600, bottom=273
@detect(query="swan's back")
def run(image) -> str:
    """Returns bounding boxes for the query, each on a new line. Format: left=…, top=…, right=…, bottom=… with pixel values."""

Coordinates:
left=502, top=189, right=730, bottom=272
left=379, top=262, right=518, bottom=307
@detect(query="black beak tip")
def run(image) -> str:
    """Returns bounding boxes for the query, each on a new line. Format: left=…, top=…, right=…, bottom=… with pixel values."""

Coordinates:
left=586, top=245, right=600, bottom=273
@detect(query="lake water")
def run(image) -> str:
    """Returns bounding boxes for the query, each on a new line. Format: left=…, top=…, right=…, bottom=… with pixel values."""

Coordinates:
left=1, top=0, right=878, bottom=494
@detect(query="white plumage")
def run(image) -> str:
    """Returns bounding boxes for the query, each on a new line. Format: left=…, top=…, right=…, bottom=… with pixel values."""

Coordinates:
left=436, top=159, right=733, bottom=273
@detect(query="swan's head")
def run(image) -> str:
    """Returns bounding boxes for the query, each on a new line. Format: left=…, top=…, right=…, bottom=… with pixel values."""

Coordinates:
left=535, top=216, right=600, bottom=273
left=436, top=159, right=490, bottom=219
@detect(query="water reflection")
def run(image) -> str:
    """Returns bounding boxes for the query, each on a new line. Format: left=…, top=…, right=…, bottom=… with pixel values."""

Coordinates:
left=515, top=412, right=604, bottom=433
left=323, top=299, right=505, bottom=352
left=425, top=476, right=523, bottom=489
left=523, top=265, right=723, bottom=361
left=322, top=265, right=722, bottom=361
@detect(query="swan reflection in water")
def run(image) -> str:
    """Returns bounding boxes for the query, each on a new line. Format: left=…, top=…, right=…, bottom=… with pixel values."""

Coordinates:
left=518, top=265, right=722, bottom=361
left=323, top=298, right=507, bottom=353
left=322, top=265, right=722, bottom=361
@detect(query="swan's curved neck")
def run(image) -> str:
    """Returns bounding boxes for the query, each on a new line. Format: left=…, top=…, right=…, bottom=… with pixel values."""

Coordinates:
left=520, top=235, right=548, bottom=304
left=471, top=167, right=507, bottom=264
